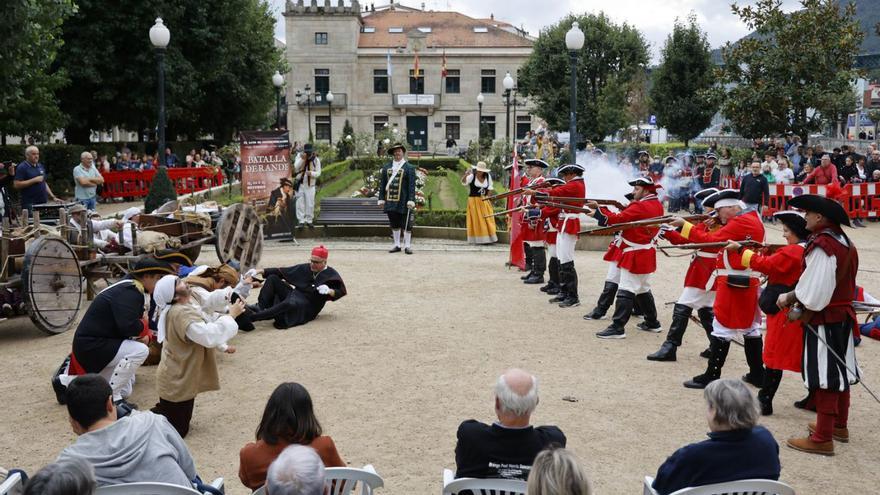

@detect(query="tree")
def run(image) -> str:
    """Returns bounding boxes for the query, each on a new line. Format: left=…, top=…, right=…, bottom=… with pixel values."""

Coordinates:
left=0, top=0, right=75, bottom=140
left=716, top=0, right=863, bottom=145
left=337, top=120, right=355, bottom=159
left=650, top=14, right=717, bottom=147
left=518, top=13, right=649, bottom=143
left=144, top=166, right=177, bottom=213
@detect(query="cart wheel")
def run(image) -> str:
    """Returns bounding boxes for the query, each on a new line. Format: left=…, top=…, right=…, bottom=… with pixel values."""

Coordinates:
left=215, top=203, right=263, bottom=270
left=22, top=236, right=83, bottom=335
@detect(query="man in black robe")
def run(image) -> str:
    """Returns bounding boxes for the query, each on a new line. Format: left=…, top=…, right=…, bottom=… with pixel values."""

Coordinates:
left=248, top=245, right=346, bottom=329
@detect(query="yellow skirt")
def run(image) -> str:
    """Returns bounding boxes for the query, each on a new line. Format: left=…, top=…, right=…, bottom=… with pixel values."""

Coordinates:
left=466, top=196, right=498, bottom=244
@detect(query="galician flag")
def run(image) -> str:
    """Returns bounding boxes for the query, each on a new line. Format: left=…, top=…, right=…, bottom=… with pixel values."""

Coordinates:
left=386, top=50, right=392, bottom=76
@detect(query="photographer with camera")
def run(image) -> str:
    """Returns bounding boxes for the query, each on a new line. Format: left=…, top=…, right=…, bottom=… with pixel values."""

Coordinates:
left=293, top=143, right=321, bottom=229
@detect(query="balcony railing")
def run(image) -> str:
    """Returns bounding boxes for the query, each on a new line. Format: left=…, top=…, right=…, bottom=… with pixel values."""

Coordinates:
left=392, top=93, right=441, bottom=109
left=296, top=92, right=347, bottom=108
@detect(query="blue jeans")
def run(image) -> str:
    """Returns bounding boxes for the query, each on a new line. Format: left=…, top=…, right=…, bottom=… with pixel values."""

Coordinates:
left=79, top=197, right=97, bottom=210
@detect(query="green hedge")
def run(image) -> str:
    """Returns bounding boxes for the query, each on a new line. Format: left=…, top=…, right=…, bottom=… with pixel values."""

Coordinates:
left=408, top=156, right=461, bottom=169
left=601, top=142, right=712, bottom=157
left=318, top=159, right=352, bottom=185
left=417, top=208, right=507, bottom=230
left=316, top=169, right=362, bottom=203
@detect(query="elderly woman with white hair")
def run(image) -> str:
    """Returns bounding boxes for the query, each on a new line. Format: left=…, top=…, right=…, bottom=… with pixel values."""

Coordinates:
left=265, top=445, right=326, bottom=495
left=454, top=368, right=566, bottom=482
left=650, top=379, right=780, bottom=495
left=151, top=274, right=244, bottom=438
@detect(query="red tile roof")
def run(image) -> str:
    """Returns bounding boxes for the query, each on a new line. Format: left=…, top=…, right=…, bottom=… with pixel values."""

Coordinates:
left=359, top=10, right=532, bottom=48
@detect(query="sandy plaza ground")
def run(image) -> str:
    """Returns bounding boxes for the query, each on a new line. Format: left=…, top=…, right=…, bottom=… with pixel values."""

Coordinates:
left=2, top=228, right=880, bottom=494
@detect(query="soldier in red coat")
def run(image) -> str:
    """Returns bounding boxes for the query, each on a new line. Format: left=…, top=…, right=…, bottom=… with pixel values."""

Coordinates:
left=520, top=159, right=550, bottom=285
left=778, top=194, right=859, bottom=456
left=588, top=177, right=665, bottom=339
left=725, top=211, right=809, bottom=416
left=524, top=164, right=586, bottom=308
left=535, top=178, right=566, bottom=295
left=647, top=188, right=720, bottom=362
left=669, top=189, right=767, bottom=389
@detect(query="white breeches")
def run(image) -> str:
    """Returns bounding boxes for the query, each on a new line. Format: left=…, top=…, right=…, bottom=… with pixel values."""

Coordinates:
left=102, top=340, right=149, bottom=400
left=556, top=233, right=577, bottom=263
left=619, top=268, right=651, bottom=294
left=605, top=262, right=621, bottom=283
left=548, top=244, right=557, bottom=258
left=296, top=186, right=316, bottom=224
left=712, top=318, right=762, bottom=340
left=677, top=287, right=715, bottom=310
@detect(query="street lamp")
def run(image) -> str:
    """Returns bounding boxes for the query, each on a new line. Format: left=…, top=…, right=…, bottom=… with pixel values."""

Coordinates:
left=149, top=18, right=170, bottom=165
left=325, top=90, right=334, bottom=143
left=477, top=92, right=484, bottom=159
left=565, top=21, right=585, bottom=154
left=295, top=84, right=313, bottom=141
left=503, top=71, right=514, bottom=162
left=272, top=71, right=284, bottom=129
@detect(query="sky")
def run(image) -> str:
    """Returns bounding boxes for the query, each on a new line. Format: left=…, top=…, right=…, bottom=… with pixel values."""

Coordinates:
left=268, top=0, right=805, bottom=62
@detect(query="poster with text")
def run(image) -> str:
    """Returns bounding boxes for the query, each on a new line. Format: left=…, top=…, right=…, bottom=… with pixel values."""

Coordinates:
left=240, top=130, right=291, bottom=201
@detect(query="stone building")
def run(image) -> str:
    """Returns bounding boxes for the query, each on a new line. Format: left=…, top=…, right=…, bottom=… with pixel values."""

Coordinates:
left=283, top=0, right=536, bottom=152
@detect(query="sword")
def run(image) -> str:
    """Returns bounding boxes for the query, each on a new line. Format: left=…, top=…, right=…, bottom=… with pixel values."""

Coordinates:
left=801, top=320, right=880, bottom=405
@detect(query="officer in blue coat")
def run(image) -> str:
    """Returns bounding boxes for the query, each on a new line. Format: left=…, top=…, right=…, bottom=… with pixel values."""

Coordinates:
left=377, top=142, right=417, bottom=254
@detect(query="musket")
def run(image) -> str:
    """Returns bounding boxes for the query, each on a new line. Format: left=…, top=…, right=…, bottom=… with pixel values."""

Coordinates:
left=579, top=215, right=702, bottom=236
left=482, top=185, right=538, bottom=202
left=535, top=200, right=594, bottom=215
left=484, top=206, right=525, bottom=218
left=656, top=240, right=783, bottom=251
left=541, top=197, right=626, bottom=209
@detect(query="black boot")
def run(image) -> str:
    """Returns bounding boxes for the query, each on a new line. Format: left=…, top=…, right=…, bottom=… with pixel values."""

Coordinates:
left=584, top=281, right=618, bottom=320
left=540, top=257, right=559, bottom=293
left=524, top=247, right=546, bottom=284
left=549, top=263, right=568, bottom=303
left=697, top=307, right=714, bottom=359
left=558, top=262, right=580, bottom=307
left=742, top=336, right=765, bottom=387
left=683, top=336, right=730, bottom=389
left=794, top=390, right=816, bottom=411
left=596, top=290, right=633, bottom=339
left=632, top=294, right=645, bottom=319
left=647, top=304, right=693, bottom=361
left=521, top=245, right=534, bottom=279
left=758, top=368, right=783, bottom=415
left=635, top=292, right=662, bottom=332
left=52, top=355, right=70, bottom=405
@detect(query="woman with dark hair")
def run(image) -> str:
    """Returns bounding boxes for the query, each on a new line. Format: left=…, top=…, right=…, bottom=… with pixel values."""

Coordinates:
left=238, top=382, right=345, bottom=490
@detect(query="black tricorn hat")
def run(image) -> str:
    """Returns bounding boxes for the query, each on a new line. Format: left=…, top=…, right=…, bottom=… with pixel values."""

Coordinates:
left=130, top=257, right=176, bottom=276
left=523, top=159, right=550, bottom=169
left=280, top=177, right=293, bottom=187
left=542, top=177, right=566, bottom=187
left=701, top=188, right=740, bottom=209
left=773, top=210, right=811, bottom=239
left=386, top=142, right=407, bottom=155
left=787, top=194, right=851, bottom=227
left=153, top=250, right=194, bottom=267
left=694, top=187, right=719, bottom=203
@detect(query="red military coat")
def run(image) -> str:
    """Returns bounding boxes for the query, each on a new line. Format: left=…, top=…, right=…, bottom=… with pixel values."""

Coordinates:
left=540, top=177, right=586, bottom=235
left=521, top=176, right=546, bottom=242
left=664, top=222, right=720, bottom=289
left=596, top=194, right=664, bottom=274
left=680, top=210, right=765, bottom=329
left=743, top=243, right=805, bottom=372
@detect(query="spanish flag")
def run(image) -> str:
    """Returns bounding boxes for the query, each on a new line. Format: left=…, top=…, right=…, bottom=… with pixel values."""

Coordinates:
left=413, top=50, right=420, bottom=78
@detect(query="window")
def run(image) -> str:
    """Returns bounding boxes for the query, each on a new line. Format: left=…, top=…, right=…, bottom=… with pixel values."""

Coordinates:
left=481, top=69, right=496, bottom=94
left=373, top=69, right=389, bottom=94
left=315, top=32, right=328, bottom=45
left=473, top=27, right=488, bottom=33
left=480, top=115, right=496, bottom=140
left=315, top=115, right=331, bottom=140
left=409, top=69, right=425, bottom=94
left=362, top=27, right=376, bottom=33
left=445, top=69, right=460, bottom=94
left=373, top=115, right=389, bottom=135
left=388, top=27, right=403, bottom=33
left=314, top=68, right=329, bottom=98
left=418, top=26, right=432, bottom=33
left=445, top=115, right=460, bottom=140
left=516, top=115, right=532, bottom=140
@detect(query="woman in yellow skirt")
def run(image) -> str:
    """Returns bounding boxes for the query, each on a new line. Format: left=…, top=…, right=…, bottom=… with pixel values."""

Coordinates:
left=462, top=161, right=498, bottom=244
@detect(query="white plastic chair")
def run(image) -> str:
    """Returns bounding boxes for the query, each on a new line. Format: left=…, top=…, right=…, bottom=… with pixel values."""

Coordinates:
left=96, top=477, right=224, bottom=495
left=643, top=476, right=796, bottom=495
left=0, top=472, right=24, bottom=495
left=442, top=469, right=527, bottom=495
left=324, top=465, right=384, bottom=495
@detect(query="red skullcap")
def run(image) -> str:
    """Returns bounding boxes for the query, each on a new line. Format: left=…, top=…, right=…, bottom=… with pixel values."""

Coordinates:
left=311, top=245, right=329, bottom=259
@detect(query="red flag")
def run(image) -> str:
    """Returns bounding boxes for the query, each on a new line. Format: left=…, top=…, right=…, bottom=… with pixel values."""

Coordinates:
left=413, top=51, right=420, bottom=78
left=441, top=49, right=448, bottom=78
left=508, top=152, right=526, bottom=270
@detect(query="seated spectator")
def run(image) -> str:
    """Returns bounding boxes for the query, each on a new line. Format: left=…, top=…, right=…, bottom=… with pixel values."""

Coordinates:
left=771, top=157, right=794, bottom=184
left=795, top=163, right=813, bottom=183
left=239, top=382, right=345, bottom=491
left=23, top=458, right=96, bottom=495
left=651, top=379, right=780, bottom=495
left=455, top=368, right=566, bottom=481
left=56, top=374, right=198, bottom=488
left=265, top=445, right=326, bottom=495
left=871, top=169, right=880, bottom=183
left=526, top=447, right=591, bottom=495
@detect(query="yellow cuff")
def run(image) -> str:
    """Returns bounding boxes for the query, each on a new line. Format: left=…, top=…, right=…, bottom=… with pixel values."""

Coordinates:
left=681, top=221, right=694, bottom=239
left=741, top=249, right=754, bottom=268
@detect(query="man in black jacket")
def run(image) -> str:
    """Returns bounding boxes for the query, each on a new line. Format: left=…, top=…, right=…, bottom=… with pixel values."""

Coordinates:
left=739, top=161, right=769, bottom=214
left=455, top=368, right=566, bottom=482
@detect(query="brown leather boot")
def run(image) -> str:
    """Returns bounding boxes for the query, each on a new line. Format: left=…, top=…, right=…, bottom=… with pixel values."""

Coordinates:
left=786, top=436, right=835, bottom=456
left=808, top=422, right=849, bottom=443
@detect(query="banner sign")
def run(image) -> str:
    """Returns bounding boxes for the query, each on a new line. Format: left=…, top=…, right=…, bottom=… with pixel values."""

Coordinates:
left=239, top=130, right=291, bottom=201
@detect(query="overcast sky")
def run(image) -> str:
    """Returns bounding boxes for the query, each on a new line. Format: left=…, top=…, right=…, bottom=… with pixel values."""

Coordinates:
left=268, top=0, right=804, bottom=62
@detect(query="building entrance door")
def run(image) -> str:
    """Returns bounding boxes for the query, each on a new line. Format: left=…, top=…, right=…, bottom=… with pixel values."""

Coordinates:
left=406, top=116, right=428, bottom=151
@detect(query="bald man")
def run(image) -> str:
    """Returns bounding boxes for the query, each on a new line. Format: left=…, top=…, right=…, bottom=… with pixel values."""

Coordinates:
left=73, top=151, right=105, bottom=210
left=454, top=369, right=566, bottom=482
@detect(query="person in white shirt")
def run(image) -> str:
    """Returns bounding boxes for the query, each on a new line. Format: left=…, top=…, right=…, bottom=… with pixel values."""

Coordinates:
left=761, top=151, right=778, bottom=174
left=67, top=204, right=122, bottom=250
left=771, top=157, right=795, bottom=184
left=293, top=143, right=322, bottom=229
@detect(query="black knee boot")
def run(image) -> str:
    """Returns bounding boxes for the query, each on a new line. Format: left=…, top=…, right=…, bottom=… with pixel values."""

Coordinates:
left=697, top=307, right=714, bottom=359
left=596, top=290, right=633, bottom=338
left=525, top=247, right=546, bottom=284
left=635, top=292, right=661, bottom=331
left=759, top=368, right=783, bottom=415
left=521, top=245, right=534, bottom=279
left=549, top=263, right=568, bottom=303
left=742, top=336, right=765, bottom=387
left=632, top=293, right=645, bottom=318
left=584, top=281, right=618, bottom=320
left=558, top=262, right=580, bottom=307
left=52, top=355, right=70, bottom=404
left=683, top=336, right=730, bottom=389
left=647, top=304, right=693, bottom=361
left=541, top=257, right=559, bottom=293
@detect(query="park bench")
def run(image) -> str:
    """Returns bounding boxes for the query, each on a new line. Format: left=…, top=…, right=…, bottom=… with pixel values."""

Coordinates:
left=315, top=197, right=389, bottom=226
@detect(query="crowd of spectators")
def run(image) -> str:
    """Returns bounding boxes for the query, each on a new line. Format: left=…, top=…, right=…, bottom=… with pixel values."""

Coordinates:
left=8, top=370, right=783, bottom=495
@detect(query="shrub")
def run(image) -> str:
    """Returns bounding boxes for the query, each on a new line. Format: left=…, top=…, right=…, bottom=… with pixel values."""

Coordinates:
left=144, top=166, right=177, bottom=213
left=319, top=159, right=352, bottom=185
left=416, top=208, right=508, bottom=230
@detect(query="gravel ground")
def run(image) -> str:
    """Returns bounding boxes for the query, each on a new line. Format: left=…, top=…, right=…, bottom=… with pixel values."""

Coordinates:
left=1, top=227, right=879, bottom=494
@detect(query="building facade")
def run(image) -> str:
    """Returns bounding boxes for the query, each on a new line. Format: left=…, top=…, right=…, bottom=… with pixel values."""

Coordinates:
left=283, top=0, right=535, bottom=152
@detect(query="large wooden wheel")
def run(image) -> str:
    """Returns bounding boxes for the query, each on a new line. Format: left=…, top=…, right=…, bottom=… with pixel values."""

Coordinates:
left=215, top=203, right=263, bottom=270
left=22, top=236, right=83, bottom=335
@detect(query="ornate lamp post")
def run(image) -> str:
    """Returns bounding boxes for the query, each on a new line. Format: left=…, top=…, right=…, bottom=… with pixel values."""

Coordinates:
left=272, top=71, right=284, bottom=129
left=565, top=21, right=585, bottom=153
left=295, top=84, right=313, bottom=140
left=476, top=92, right=484, bottom=159
left=149, top=18, right=170, bottom=164
left=503, top=71, right=514, bottom=161
left=325, top=90, right=334, bottom=143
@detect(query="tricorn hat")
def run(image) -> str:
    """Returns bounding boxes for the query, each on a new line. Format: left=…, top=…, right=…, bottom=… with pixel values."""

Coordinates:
left=523, top=159, right=550, bottom=169
left=386, top=142, right=407, bottom=155
left=542, top=177, right=566, bottom=187
left=130, top=257, right=175, bottom=276
left=556, top=163, right=585, bottom=176
left=280, top=177, right=293, bottom=187
left=702, top=188, right=742, bottom=209
left=706, top=153, right=718, bottom=160
left=787, top=194, right=851, bottom=227
left=153, top=250, right=194, bottom=268
left=773, top=210, right=811, bottom=239
left=694, top=187, right=719, bottom=203
left=628, top=176, right=661, bottom=189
